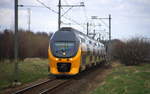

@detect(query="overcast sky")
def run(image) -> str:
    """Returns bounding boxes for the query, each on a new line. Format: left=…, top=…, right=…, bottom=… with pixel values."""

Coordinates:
left=0, top=0, right=150, bottom=40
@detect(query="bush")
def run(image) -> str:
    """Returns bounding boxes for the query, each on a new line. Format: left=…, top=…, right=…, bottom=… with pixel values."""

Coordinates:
left=0, top=29, right=52, bottom=60
left=109, top=39, right=125, bottom=60
left=111, top=38, right=150, bottom=65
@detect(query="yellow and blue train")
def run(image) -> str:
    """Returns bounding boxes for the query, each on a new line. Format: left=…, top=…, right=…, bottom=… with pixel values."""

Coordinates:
left=48, top=27, right=106, bottom=75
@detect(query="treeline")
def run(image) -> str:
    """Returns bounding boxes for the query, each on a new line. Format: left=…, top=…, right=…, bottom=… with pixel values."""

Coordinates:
left=110, top=38, right=150, bottom=65
left=0, top=29, right=52, bottom=60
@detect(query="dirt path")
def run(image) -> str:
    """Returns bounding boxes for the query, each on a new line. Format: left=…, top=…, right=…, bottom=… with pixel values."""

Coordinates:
left=52, top=61, right=120, bottom=94
left=81, top=62, right=120, bottom=94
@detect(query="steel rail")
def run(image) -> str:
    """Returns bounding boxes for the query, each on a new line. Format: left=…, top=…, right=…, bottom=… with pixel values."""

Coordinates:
left=13, top=78, right=56, bottom=94
left=39, top=80, right=73, bottom=94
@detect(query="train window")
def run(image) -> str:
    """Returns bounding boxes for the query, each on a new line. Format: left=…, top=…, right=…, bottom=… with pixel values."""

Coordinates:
left=54, top=42, right=75, bottom=57
left=54, top=42, right=75, bottom=52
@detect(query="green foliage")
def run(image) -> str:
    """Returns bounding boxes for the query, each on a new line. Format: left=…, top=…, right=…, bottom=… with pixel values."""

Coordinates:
left=0, top=59, right=48, bottom=91
left=92, top=64, right=150, bottom=94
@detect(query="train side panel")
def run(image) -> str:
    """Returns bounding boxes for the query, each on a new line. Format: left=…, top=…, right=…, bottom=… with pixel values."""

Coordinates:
left=80, top=39, right=106, bottom=70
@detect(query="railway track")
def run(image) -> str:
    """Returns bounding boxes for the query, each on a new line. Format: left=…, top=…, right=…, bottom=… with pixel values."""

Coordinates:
left=39, top=79, right=73, bottom=94
left=10, top=64, right=107, bottom=94
left=12, top=77, right=72, bottom=94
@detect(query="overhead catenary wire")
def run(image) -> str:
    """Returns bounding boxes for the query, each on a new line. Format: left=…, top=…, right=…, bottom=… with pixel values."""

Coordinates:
left=36, top=0, right=84, bottom=28
left=61, top=7, right=73, bottom=17
left=99, top=19, right=109, bottom=28
left=36, top=0, right=58, bottom=14
left=18, top=5, right=44, bottom=8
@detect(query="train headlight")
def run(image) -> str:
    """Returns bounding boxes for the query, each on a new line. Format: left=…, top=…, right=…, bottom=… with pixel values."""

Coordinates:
left=55, top=58, right=58, bottom=61
left=70, top=58, right=73, bottom=61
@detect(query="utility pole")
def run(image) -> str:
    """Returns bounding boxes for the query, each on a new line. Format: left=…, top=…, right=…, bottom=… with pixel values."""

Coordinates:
left=109, top=14, right=111, bottom=41
left=98, top=33, right=101, bottom=41
left=58, top=0, right=61, bottom=30
left=91, top=15, right=111, bottom=41
left=14, top=0, right=19, bottom=83
left=28, top=8, right=31, bottom=31
left=58, top=0, right=84, bottom=30
left=93, top=29, right=96, bottom=39
left=87, top=22, right=89, bottom=36
left=107, top=14, right=112, bottom=63
left=91, top=15, right=112, bottom=63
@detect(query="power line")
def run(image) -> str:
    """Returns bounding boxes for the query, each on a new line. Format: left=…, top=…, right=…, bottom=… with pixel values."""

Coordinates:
left=18, top=5, right=44, bottom=8
left=91, top=15, right=112, bottom=41
left=36, top=0, right=58, bottom=14
left=36, top=0, right=84, bottom=29
left=99, top=19, right=109, bottom=28
left=61, top=7, right=73, bottom=17
left=61, top=1, right=86, bottom=29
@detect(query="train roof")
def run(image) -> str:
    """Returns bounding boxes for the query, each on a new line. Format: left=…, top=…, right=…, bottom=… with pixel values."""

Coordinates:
left=59, top=27, right=103, bottom=44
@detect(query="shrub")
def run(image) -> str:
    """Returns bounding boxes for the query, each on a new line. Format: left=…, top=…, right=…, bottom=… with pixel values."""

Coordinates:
left=0, top=29, right=52, bottom=60
left=111, top=38, right=150, bottom=65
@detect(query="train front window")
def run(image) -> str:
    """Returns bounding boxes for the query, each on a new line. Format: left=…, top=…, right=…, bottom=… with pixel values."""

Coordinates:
left=54, top=42, right=75, bottom=57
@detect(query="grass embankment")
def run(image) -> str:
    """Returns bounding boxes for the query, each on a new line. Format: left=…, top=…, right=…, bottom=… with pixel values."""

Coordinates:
left=92, top=63, right=150, bottom=94
left=0, top=59, right=49, bottom=91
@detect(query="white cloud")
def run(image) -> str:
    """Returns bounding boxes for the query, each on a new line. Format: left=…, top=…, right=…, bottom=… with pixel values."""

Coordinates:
left=0, top=7, right=29, bottom=30
left=0, top=8, right=14, bottom=25
left=0, top=0, right=13, bottom=8
left=0, top=0, right=150, bottom=39
left=18, top=9, right=29, bottom=28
